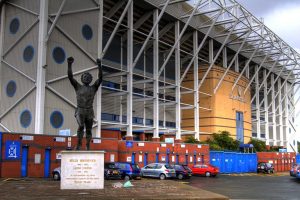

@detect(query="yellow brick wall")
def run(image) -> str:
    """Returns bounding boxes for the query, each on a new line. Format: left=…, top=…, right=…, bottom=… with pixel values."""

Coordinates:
left=182, top=65, right=252, bottom=143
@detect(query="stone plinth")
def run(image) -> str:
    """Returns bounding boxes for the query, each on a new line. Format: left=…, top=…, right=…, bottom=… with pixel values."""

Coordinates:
left=60, top=151, right=105, bottom=190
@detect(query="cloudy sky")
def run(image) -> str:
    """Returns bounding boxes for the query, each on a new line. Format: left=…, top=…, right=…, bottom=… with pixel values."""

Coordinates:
left=236, top=0, right=300, bottom=52
left=236, top=0, right=300, bottom=138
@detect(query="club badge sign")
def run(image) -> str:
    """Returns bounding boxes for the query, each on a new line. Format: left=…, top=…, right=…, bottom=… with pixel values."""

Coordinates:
left=5, top=141, right=21, bottom=160
left=229, top=86, right=246, bottom=103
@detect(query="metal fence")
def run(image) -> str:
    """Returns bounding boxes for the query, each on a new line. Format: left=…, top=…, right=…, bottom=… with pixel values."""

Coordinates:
left=210, top=151, right=257, bottom=173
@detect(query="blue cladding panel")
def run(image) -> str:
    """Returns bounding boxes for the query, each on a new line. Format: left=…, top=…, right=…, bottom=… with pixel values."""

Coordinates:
left=296, top=154, right=300, bottom=163
left=210, top=151, right=257, bottom=174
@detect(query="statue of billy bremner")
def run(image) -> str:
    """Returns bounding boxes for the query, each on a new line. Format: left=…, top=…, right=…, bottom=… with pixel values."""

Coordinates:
left=67, top=57, right=103, bottom=150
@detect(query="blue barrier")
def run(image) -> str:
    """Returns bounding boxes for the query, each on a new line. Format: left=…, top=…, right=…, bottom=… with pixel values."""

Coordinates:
left=210, top=151, right=257, bottom=173
left=296, top=154, right=300, bottom=164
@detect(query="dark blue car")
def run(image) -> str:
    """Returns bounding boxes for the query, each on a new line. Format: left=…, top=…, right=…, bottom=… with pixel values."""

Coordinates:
left=114, top=162, right=141, bottom=180
left=290, top=163, right=300, bottom=179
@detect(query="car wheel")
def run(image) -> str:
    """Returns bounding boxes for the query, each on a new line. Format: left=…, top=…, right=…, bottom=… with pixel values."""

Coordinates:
left=205, top=172, right=211, bottom=177
left=159, top=174, right=166, bottom=180
left=53, top=172, right=60, bottom=181
left=267, top=169, right=271, bottom=174
left=124, top=175, right=130, bottom=181
left=178, top=174, right=184, bottom=180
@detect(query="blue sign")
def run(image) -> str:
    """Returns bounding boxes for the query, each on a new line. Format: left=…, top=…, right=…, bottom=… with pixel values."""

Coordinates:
left=279, top=148, right=287, bottom=153
left=165, top=138, right=174, bottom=144
left=126, top=141, right=133, bottom=148
left=5, top=140, right=21, bottom=160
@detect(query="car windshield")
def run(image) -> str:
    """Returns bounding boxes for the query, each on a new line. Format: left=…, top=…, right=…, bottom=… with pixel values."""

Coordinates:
left=131, top=164, right=140, bottom=170
left=105, top=163, right=118, bottom=169
left=164, top=164, right=173, bottom=169
left=266, top=163, right=273, bottom=167
left=182, top=165, right=191, bottom=171
left=175, top=165, right=184, bottom=170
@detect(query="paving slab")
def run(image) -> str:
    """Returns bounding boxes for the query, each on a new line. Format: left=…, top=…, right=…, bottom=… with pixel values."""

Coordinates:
left=0, top=178, right=228, bottom=200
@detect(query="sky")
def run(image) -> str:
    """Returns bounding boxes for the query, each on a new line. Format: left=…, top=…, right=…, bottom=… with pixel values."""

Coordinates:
left=236, top=0, right=300, bottom=52
left=236, top=0, right=300, bottom=139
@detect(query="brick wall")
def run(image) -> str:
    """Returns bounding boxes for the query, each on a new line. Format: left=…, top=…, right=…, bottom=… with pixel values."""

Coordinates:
left=0, top=132, right=209, bottom=178
left=257, top=152, right=296, bottom=172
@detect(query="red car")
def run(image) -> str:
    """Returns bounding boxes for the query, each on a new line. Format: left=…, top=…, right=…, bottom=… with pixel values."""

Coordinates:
left=191, top=164, right=219, bottom=177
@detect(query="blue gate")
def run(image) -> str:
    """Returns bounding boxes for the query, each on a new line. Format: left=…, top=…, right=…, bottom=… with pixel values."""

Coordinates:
left=144, top=153, right=148, bottom=166
left=296, top=154, right=300, bottom=163
left=44, top=148, right=51, bottom=178
left=210, top=151, right=257, bottom=173
left=131, top=153, right=135, bottom=164
left=21, top=146, right=28, bottom=177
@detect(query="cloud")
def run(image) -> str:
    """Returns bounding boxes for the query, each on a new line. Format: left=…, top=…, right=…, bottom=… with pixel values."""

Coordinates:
left=236, top=0, right=300, bottom=50
left=263, top=5, right=300, bottom=49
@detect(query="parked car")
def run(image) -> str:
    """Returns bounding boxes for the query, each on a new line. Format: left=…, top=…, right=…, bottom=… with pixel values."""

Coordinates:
left=114, top=162, right=141, bottom=180
left=171, top=164, right=192, bottom=179
left=52, top=167, right=61, bottom=181
left=290, top=163, right=300, bottom=178
left=191, top=164, right=219, bottom=177
left=257, top=162, right=274, bottom=174
left=104, top=162, right=122, bottom=180
left=141, top=163, right=176, bottom=180
left=52, top=163, right=122, bottom=181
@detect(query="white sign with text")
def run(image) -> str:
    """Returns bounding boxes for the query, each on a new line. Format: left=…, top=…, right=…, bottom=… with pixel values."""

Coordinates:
left=60, top=151, right=105, bottom=190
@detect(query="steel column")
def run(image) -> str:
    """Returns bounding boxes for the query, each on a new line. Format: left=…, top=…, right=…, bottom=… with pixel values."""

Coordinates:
left=244, top=54, right=270, bottom=94
left=263, top=69, right=269, bottom=145
left=209, top=39, right=213, bottom=63
left=235, top=56, right=239, bottom=72
left=250, top=56, right=282, bottom=104
left=153, top=9, right=159, bottom=139
left=231, top=38, right=264, bottom=92
left=133, top=0, right=171, bottom=70
left=278, top=78, right=283, bottom=146
left=255, top=65, right=260, bottom=139
left=96, top=0, right=103, bottom=137
left=35, top=0, right=48, bottom=134
left=214, top=31, right=251, bottom=94
left=101, top=0, right=133, bottom=59
left=175, top=21, right=181, bottom=140
left=222, top=47, right=227, bottom=68
left=271, top=74, right=277, bottom=145
left=198, top=20, right=239, bottom=90
left=126, top=1, right=133, bottom=137
left=157, top=0, right=203, bottom=77
left=284, top=81, right=289, bottom=149
left=46, top=0, right=66, bottom=42
left=180, top=11, right=221, bottom=83
left=0, top=3, right=5, bottom=125
left=193, top=30, right=199, bottom=140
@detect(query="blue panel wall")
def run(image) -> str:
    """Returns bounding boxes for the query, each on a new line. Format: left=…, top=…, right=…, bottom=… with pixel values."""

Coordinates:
left=296, top=154, right=300, bottom=164
left=210, top=151, right=257, bottom=173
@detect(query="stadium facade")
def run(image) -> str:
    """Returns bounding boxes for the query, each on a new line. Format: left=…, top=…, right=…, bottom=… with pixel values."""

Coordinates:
left=0, top=0, right=298, bottom=152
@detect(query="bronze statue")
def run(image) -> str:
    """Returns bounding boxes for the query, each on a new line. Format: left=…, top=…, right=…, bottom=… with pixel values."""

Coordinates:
left=67, top=57, right=103, bottom=150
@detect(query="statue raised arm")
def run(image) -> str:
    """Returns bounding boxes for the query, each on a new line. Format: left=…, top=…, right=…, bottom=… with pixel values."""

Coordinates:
left=67, top=57, right=103, bottom=150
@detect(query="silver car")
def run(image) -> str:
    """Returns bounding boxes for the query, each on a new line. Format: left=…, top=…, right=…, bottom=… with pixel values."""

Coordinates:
left=52, top=167, right=61, bottom=181
left=141, top=163, right=176, bottom=180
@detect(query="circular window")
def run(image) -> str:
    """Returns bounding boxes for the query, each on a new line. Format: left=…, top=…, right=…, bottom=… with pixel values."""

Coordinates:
left=23, top=45, right=34, bottom=62
left=52, top=47, right=66, bottom=64
left=9, top=18, right=20, bottom=34
left=82, top=24, right=93, bottom=40
left=20, top=110, right=32, bottom=128
left=6, top=80, right=17, bottom=97
left=50, top=111, right=64, bottom=129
